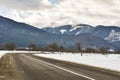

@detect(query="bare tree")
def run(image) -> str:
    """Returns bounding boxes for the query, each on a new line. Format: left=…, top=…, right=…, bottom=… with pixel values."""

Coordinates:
left=47, top=43, right=59, bottom=52
left=76, top=42, right=83, bottom=56
left=28, top=44, right=38, bottom=51
left=3, top=43, right=16, bottom=50
left=98, top=47, right=108, bottom=54
left=85, top=47, right=97, bottom=53
left=59, top=46, right=65, bottom=52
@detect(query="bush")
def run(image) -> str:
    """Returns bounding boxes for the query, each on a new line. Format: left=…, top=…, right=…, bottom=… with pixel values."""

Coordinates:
left=85, top=48, right=97, bottom=53
left=28, top=44, right=38, bottom=51
left=3, top=43, right=16, bottom=50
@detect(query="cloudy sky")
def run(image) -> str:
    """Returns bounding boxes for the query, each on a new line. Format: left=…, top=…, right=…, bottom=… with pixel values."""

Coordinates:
left=0, top=0, right=120, bottom=27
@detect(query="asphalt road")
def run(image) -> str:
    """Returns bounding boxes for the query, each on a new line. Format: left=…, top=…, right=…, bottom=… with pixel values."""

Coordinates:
left=12, top=54, right=120, bottom=80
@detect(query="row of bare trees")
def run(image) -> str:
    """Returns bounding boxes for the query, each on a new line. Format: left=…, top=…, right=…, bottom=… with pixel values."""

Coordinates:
left=0, top=42, right=117, bottom=54
left=0, top=43, right=16, bottom=50
left=75, top=43, right=110, bottom=54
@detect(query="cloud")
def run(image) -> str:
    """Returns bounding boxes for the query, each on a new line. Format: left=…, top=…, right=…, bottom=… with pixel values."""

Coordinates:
left=0, top=0, right=54, bottom=10
left=0, top=0, right=120, bottom=27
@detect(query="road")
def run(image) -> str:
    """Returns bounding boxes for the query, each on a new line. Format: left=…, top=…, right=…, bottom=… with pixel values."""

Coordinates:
left=12, top=53, right=120, bottom=80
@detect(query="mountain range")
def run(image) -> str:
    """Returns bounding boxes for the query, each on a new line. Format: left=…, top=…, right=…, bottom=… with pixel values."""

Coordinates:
left=43, top=24, right=120, bottom=50
left=0, top=15, right=120, bottom=50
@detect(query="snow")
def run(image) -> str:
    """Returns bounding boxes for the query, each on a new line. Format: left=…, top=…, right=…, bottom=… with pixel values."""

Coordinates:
left=34, top=52, right=120, bottom=72
left=60, top=29, right=67, bottom=34
left=105, top=30, right=120, bottom=42
left=0, top=51, right=6, bottom=59
left=0, top=50, right=41, bottom=59
left=75, top=31, right=80, bottom=35
left=70, top=27, right=79, bottom=32
left=70, top=26, right=84, bottom=32
left=71, top=25, right=91, bottom=35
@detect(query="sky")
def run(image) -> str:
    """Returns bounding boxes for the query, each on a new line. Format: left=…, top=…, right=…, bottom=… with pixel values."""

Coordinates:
left=0, top=0, right=120, bottom=28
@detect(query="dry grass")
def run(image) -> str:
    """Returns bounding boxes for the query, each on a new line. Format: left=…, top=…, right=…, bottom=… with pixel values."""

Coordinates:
left=0, top=54, right=21, bottom=80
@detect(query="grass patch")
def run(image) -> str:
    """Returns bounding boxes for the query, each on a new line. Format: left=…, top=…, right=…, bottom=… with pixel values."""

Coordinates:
left=0, top=54, right=21, bottom=80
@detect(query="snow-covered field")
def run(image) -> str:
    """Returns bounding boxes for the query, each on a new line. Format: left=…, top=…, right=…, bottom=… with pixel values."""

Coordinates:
left=34, top=52, right=120, bottom=72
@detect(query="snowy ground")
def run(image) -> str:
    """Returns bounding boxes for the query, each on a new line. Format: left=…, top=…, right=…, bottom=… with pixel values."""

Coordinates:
left=0, top=50, right=41, bottom=59
left=0, top=51, right=7, bottom=59
left=34, top=52, right=120, bottom=72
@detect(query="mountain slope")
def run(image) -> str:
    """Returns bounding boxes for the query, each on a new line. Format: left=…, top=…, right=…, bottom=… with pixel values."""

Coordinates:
left=43, top=24, right=93, bottom=35
left=90, top=25, right=120, bottom=49
left=59, top=33, right=115, bottom=49
left=90, top=25, right=120, bottom=39
left=0, top=16, right=60, bottom=47
left=43, top=24, right=120, bottom=49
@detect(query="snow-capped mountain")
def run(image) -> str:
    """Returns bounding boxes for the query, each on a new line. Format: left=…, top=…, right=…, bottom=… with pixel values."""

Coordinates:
left=72, top=24, right=93, bottom=35
left=43, top=24, right=93, bottom=35
left=105, top=30, right=120, bottom=49
left=43, top=24, right=120, bottom=49
left=43, top=25, right=72, bottom=35
left=0, top=15, right=119, bottom=50
left=89, top=25, right=120, bottom=39
left=89, top=25, right=120, bottom=49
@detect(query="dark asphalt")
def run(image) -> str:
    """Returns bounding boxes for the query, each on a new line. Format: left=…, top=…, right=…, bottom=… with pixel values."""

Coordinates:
left=12, top=54, right=120, bottom=80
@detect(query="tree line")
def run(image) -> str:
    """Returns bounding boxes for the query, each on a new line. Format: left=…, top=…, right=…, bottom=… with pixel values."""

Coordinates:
left=0, top=42, right=118, bottom=54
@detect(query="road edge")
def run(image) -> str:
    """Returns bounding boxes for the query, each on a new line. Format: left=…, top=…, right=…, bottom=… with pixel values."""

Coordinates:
left=32, top=54, right=120, bottom=77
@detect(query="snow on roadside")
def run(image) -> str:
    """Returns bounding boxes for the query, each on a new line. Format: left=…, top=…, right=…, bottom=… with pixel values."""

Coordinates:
left=34, top=52, right=120, bottom=72
left=0, top=51, right=7, bottom=59
left=0, top=50, right=41, bottom=59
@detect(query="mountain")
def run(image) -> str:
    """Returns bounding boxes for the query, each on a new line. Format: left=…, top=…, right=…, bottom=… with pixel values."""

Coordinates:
left=90, top=25, right=120, bottom=39
left=43, top=24, right=93, bottom=35
left=0, top=16, right=117, bottom=50
left=90, top=25, right=120, bottom=49
left=0, top=16, right=60, bottom=47
left=43, top=25, right=72, bottom=35
left=60, top=33, right=115, bottom=49
left=43, top=24, right=120, bottom=38
left=43, top=24, right=120, bottom=49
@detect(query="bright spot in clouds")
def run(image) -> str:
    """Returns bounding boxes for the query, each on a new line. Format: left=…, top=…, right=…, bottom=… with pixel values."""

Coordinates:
left=0, top=0, right=120, bottom=27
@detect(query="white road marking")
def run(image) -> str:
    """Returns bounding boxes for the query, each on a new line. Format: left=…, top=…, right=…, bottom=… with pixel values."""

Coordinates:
left=39, top=58, right=95, bottom=80
left=22, top=55, right=95, bottom=80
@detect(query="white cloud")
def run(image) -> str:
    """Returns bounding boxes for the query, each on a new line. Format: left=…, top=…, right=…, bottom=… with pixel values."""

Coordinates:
left=0, top=0, right=120, bottom=27
left=0, top=0, right=53, bottom=10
